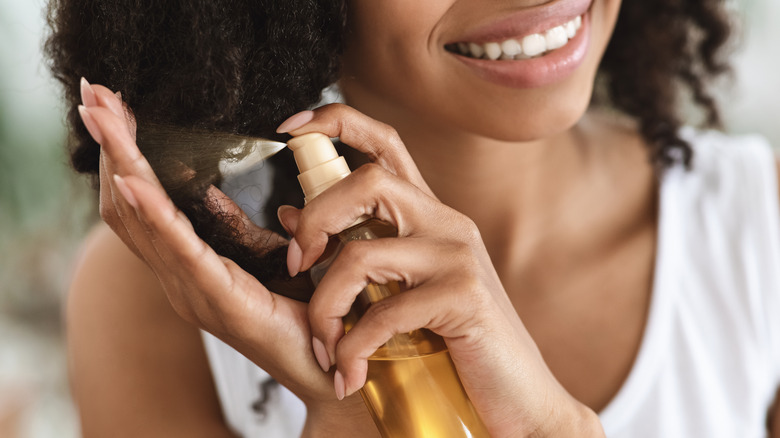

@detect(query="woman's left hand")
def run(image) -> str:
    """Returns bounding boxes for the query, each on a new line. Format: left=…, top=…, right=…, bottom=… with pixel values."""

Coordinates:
left=278, top=104, right=604, bottom=437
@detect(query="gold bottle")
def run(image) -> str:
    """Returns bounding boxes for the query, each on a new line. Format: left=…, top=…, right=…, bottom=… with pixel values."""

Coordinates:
left=287, top=133, right=489, bottom=438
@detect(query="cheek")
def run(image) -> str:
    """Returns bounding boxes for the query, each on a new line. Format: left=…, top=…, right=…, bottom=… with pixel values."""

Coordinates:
left=341, top=1, right=448, bottom=97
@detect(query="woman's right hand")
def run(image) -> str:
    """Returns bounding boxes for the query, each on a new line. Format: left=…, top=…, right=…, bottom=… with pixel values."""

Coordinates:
left=76, top=79, right=378, bottom=436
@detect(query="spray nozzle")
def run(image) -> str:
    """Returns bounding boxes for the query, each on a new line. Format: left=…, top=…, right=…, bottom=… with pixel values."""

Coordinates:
left=287, top=133, right=351, bottom=203
left=217, top=132, right=350, bottom=203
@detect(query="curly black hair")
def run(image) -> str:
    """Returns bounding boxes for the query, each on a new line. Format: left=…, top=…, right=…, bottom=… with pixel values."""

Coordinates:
left=44, top=0, right=732, bottom=300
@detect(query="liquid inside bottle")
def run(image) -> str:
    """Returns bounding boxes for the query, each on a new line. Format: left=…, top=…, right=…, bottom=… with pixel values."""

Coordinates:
left=310, top=218, right=490, bottom=438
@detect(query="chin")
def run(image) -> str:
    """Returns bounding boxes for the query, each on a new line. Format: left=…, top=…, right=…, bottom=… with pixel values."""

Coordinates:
left=457, top=80, right=595, bottom=143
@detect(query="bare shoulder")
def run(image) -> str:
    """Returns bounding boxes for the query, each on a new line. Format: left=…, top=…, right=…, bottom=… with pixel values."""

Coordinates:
left=68, top=223, right=233, bottom=437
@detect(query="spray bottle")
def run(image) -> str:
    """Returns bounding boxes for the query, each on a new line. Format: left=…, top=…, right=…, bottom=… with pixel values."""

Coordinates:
left=286, top=133, right=490, bottom=438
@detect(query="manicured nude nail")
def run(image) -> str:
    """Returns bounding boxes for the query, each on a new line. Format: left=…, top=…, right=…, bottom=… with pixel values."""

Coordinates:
left=287, top=238, right=303, bottom=277
left=334, top=370, right=346, bottom=401
left=78, top=105, right=104, bottom=144
left=312, top=337, right=332, bottom=372
left=115, top=91, right=122, bottom=102
left=276, top=110, right=314, bottom=133
left=80, top=77, right=98, bottom=107
left=113, top=174, right=138, bottom=208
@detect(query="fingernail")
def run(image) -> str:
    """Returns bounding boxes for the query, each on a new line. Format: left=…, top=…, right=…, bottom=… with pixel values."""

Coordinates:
left=113, top=174, right=138, bottom=208
left=334, top=370, right=346, bottom=401
left=80, top=77, right=97, bottom=107
left=287, top=238, right=302, bottom=277
left=276, top=110, right=314, bottom=133
left=115, top=91, right=122, bottom=102
left=277, top=205, right=297, bottom=235
left=312, top=337, right=332, bottom=373
left=78, top=105, right=104, bottom=144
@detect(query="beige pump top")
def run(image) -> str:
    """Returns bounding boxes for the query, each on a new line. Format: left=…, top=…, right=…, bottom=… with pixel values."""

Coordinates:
left=287, top=133, right=351, bottom=203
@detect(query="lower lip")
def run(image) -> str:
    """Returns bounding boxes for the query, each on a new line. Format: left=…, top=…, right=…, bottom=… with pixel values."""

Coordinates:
left=450, top=13, right=591, bottom=89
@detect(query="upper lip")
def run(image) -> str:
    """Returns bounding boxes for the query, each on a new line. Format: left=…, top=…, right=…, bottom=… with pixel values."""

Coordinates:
left=446, top=0, right=593, bottom=44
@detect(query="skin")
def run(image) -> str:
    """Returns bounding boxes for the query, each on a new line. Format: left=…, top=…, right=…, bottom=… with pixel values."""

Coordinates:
left=67, top=0, right=780, bottom=436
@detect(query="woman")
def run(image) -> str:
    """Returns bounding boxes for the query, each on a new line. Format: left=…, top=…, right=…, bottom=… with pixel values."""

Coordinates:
left=46, top=0, right=780, bottom=436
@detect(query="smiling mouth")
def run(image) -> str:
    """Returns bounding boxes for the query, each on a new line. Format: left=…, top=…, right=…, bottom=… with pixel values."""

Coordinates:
left=445, top=15, right=583, bottom=60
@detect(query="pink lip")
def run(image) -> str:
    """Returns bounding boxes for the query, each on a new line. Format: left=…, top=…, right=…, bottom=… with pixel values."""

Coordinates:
left=450, top=12, right=591, bottom=89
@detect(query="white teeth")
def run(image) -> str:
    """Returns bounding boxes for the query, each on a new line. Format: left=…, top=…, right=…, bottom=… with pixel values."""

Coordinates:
left=565, top=21, right=576, bottom=39
left=521, top=34, right=546, bottom=57
left=453, top=14, right=583, bottom=60
left=545, top=26, right=568, bottom=50
left=500, top=39, right=523, bottom=57
left=484, top=42, right=502, bottom=60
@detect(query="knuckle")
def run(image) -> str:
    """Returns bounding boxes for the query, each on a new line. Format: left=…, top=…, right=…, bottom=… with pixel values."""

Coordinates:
left=449, top=211, right=482, bottom=244
left=373, top=124, right=405, bottom=164
left=334, top=336, right=355, bottom=365
left=380, top=124, right=401, bottom=147
left=181, top=240, right=210, bottom=271
left=128, top=153, right=149, bottom=174
left=323, top=102, right=348, bottom=113
left=307, top=294, right=335, bottom=330
left=461, top=216, right=483, bottom=241
left=363, top=298, right=397, bottom=336
left=340, top=240, right=372, bottom=268
left=354, top=162, right=388, bottom=188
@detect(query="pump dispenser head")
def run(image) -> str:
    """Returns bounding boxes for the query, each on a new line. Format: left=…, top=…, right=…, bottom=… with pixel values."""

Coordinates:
left=287, top=133, right=351, bottom=203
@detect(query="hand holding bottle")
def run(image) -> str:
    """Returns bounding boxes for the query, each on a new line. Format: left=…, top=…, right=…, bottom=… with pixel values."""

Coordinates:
left=277, top=104, right=605, bottom=437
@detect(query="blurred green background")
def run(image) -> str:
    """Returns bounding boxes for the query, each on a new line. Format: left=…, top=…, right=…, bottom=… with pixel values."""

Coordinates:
left=0, top=0, right=778, bottom=437
left=1, top=0, right=91, bottom=436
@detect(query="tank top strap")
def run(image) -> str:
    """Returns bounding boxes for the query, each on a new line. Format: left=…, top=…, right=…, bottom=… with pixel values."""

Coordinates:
left=674, top=128, right=780, bottom=379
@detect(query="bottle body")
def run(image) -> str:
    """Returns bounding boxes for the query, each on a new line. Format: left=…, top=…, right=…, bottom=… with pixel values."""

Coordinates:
left=310, top=218, right=489, bottom=438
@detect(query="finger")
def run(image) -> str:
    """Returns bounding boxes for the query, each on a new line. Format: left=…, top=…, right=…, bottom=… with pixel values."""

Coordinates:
left=333, top=280, right=478, bottom=398
left=92, top=84, right=126, bottom=119
left=80, top=79, right=137, bottom=141
left=308, top=236, right=461, bottom=365
left=98, top=150, right=143, bottom=258
left=277, top=205, right=302, bottom=237
left=278, top=103, right=434, bottom=197
left=115, top=175, right=319, bottom=372
left=121, top=175, right=283, bottom=306
left=91, top=82, right=136, bottom=139
left=78, top=105, right=161, bottom=188
left=80, top=77, right=98, bottom=108
left=291, top=163, right=458, bottom=274
left=117, top=174, right=281, bottom=332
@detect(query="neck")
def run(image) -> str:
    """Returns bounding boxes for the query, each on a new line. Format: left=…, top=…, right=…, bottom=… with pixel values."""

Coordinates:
left=342, top=91, right=656, bottom=283
left=410, top=120, right=600, bottom=273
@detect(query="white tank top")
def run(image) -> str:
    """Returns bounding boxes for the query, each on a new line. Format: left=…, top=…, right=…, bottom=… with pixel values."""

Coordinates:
left=204, top=128, right=780, bottom=437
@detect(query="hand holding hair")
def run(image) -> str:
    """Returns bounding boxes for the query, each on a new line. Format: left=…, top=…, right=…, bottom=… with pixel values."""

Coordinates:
left=77, top=79, right=380, bottom=436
